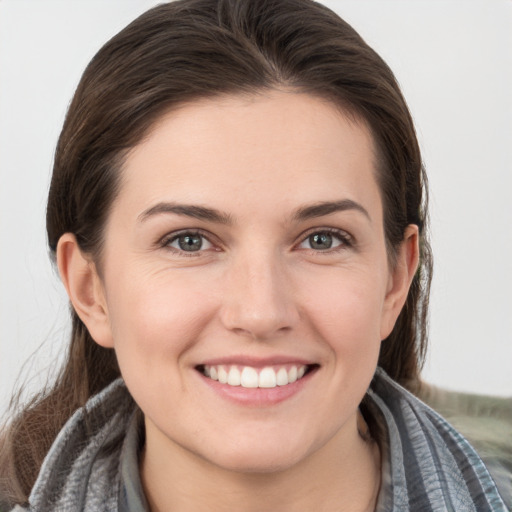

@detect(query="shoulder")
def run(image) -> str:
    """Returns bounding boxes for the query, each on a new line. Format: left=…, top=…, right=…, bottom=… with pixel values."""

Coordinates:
left=24, top=379, right=136, bottom=512
left=418, top=382, right=512, bottom=509
left=368, top=368, right=510, bottom=511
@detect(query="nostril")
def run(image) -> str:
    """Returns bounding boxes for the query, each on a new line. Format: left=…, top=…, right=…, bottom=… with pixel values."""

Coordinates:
left=221, top=313, right=299, bottom=340
left=218, top=273, right=300, bottom=338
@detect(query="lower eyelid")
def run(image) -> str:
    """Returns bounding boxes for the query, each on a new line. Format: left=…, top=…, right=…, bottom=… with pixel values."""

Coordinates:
left=158, top=229, right=353, bottom=254
left=297, top=229, right=353, bottom=250
left=171, top=237, right=213, bottom=251
left=160, top=231, right=214, bottom=252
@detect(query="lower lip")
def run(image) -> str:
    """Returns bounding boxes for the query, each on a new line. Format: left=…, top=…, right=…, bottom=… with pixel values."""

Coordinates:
left=197, top=369, right=316, bottom=406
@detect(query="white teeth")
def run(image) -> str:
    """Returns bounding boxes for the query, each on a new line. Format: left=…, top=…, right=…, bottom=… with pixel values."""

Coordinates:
left=276, top=367, right=288, bottom=386
left=218, top=366, right=228, bottom=384
left=203, top=364, right=310, bottom=388
left=241, top=367, right=259, bottom=388
left=259, top=367, right=277, bottom=388
left=227, top=366, right=241, bottom=386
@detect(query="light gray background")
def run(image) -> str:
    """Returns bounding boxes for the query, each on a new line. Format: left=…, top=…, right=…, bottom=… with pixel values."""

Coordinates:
left=1, top=0, right=511, bottom=416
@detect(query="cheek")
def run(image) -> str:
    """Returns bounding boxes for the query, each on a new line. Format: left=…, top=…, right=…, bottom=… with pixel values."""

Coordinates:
left=292, top=270, right=385, bottom=435
left=103, top=269, right=221, bottom=419
left=302, top=268, right=387, bottom=337
left=104, top=269, right=218, bottom=365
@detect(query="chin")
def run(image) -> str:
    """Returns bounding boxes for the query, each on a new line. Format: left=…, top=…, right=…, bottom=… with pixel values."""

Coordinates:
left=212, top=450, right=305, bottom=475
left=198, top=433, right=316, bottom=475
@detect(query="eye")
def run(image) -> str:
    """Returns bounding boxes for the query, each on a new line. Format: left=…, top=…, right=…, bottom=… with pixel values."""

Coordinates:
left=298, top=230, right=350, bottom=251
left=165, top=231, right=213, bottom=253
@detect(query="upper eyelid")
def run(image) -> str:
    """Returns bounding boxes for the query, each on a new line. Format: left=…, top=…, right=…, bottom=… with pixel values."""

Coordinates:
left=159, top=228, right=217, bottom=247
left=157, top=226, right=353, bottom=249
left=295, top=227, right=353, bottom=244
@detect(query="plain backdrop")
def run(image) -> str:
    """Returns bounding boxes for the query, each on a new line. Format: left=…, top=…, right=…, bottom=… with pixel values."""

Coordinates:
left=1, top=0, right=511, bottom=416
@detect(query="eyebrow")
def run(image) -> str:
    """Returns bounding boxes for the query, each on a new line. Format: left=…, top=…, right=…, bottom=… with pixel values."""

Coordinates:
left=293, top=199, right=371, bottom=222
left=138, top=199, right=370, bottom=225
left=138, top=202, right=233, bottom=224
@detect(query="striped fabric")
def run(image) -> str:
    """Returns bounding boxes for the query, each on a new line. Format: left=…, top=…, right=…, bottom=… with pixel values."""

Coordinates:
left=369, top=368, right=509, bottom=511
left=12, top=371, right=509, bottom=511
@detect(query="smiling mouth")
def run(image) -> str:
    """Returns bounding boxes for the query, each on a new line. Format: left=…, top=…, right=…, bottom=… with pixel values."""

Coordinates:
left=197, top=364, right=318, bottom=389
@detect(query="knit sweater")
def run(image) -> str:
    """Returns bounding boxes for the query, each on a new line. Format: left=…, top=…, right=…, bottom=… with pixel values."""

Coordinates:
left=9, top=368, right=509, bottom=511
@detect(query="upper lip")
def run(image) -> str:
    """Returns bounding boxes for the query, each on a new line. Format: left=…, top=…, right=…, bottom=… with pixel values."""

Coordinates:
left=197, top=355, right=316, bottom=368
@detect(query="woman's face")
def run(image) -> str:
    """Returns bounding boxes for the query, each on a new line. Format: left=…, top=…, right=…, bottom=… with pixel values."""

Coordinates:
left=90, top=91, right=411, bottom=473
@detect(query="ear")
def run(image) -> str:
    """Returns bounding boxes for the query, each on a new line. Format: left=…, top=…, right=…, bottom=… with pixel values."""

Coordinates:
left=56, top=233, right=114, bottom=348
left=380, top=224, right=420, bottom=340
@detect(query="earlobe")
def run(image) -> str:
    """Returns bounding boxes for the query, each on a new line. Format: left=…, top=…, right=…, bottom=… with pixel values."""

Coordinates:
left=380, top=225, right=420, bottom=340
left=56, top=233, right=114, bottom=348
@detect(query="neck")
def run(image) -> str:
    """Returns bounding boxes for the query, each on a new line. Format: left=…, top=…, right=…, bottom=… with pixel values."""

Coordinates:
left=140, top=413, right=381, bottom=512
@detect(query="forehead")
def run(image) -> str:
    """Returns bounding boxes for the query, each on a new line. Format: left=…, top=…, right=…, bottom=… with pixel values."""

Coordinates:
left=116, top=91, right=380, bottom=220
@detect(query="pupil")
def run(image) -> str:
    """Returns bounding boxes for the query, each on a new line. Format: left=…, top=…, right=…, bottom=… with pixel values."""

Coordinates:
left=179, top=234, right=202, bottom=251
left=310, top=233, right=332, bottom=250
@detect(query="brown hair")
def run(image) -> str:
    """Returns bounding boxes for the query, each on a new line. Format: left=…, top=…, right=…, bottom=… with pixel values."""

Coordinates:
left=0, top=0, right=432, bottom=505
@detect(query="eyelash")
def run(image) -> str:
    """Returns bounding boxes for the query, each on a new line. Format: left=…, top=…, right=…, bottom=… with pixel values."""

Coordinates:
left=158, top=227, right=353, bottom=257
left=296, top=228, right=353, bottom=253
left=159, top=229, right=218, bottom=257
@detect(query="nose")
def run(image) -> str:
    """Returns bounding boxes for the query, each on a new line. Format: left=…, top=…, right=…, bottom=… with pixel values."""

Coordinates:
left=219, top=252, right=300, bottom=340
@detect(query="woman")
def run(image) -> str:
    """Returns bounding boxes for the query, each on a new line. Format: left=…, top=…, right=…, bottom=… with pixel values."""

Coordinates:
left=0, top=0, right=508, bottom=510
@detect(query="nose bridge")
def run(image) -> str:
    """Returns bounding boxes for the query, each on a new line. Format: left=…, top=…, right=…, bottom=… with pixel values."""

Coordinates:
left=220, top=246, right=298, bottom=338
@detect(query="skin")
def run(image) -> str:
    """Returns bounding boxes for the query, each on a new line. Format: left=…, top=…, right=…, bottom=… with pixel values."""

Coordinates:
left=58, top=90, right=418, bottom=511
